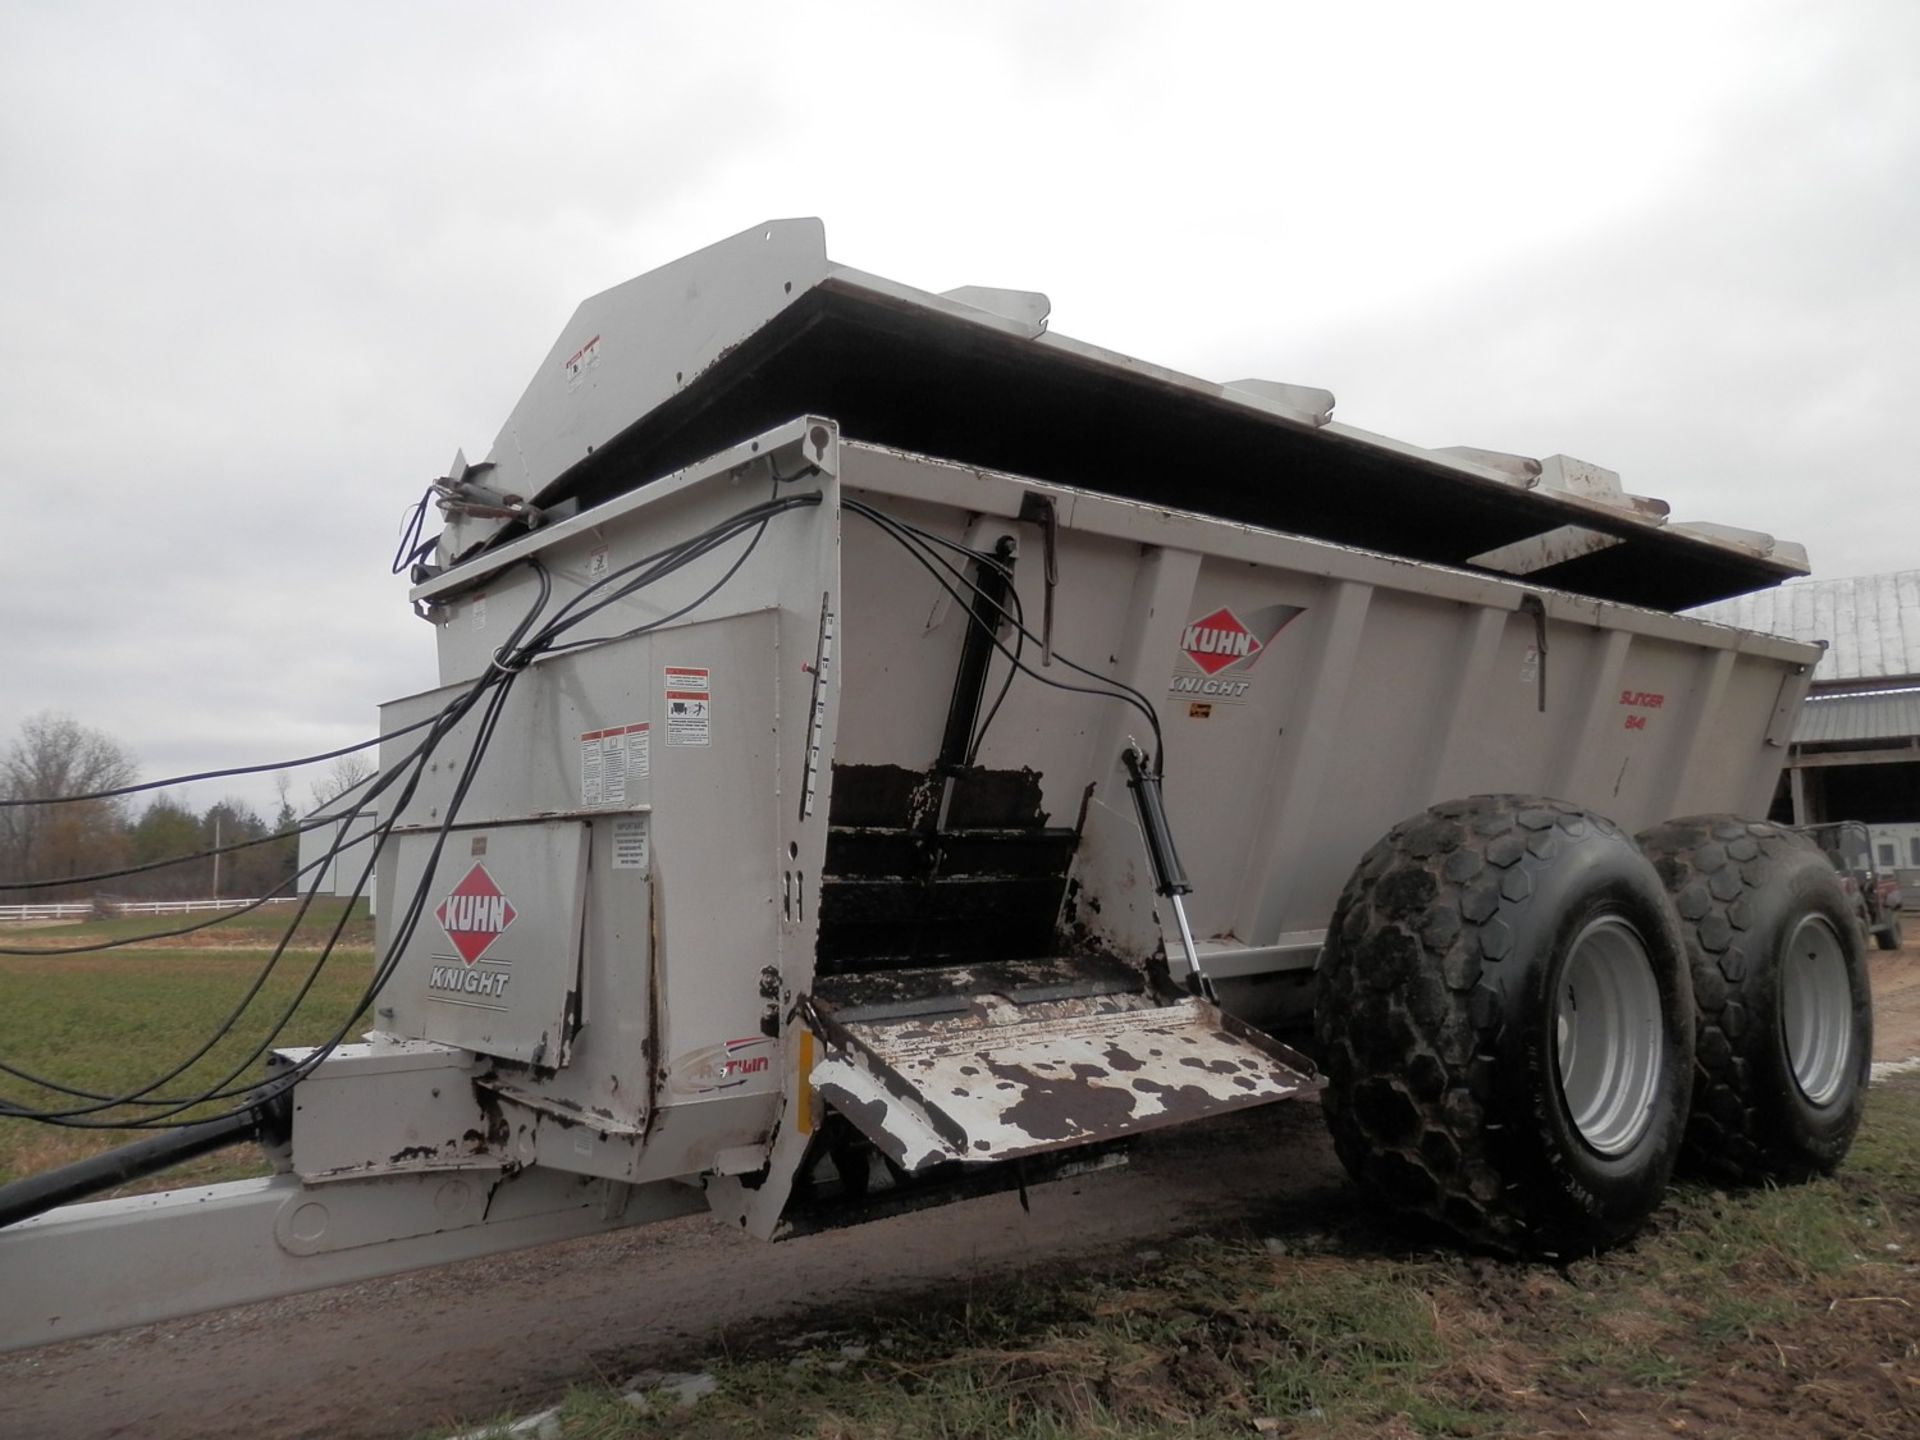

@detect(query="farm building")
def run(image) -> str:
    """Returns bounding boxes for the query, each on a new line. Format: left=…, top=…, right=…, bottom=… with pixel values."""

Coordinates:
left=294, top=808, right=381, bottom=912
left=1691, top=568, right=1920, bottom=883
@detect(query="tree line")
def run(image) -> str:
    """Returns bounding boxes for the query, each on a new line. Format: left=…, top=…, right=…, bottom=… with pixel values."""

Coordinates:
left=0, top=711, right=369, bottom=905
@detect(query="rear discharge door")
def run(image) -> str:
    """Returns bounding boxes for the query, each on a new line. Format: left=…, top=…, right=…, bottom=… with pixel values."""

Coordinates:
left=806, top=961, right=1315, bottom=1172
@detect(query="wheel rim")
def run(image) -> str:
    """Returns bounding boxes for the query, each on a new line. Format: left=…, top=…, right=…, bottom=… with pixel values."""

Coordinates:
left=1780, top=913, right=1853, bottom=1106
left=1555, top=916, right=1665, bottom=1156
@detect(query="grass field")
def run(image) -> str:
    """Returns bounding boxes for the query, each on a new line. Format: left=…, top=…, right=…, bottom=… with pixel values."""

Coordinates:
left=0, top=899, right=375, bottom=1188
left=461, top=1083, right=1920, bottom=1439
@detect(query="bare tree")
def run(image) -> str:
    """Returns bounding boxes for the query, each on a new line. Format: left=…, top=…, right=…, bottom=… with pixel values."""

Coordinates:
left=0, top=711, right=139, bottom=895
left=311, top=752, right=376, bottom=811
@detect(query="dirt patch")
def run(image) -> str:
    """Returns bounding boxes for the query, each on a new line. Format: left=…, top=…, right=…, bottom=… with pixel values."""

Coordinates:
left=1870, top=928, right=1920, bottom=1062
left=0, top=1103, right=1348, bottom=1440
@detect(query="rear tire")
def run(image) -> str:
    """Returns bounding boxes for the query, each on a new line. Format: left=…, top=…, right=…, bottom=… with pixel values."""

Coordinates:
left=1636, top=816, right=1872, bottom=1183
left=1315, top=795, right=1694, bottom=1256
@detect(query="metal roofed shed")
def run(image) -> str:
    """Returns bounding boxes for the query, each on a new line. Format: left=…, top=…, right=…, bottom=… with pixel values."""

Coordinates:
left=1795, top=687, right=1920, bottom=747
left=1691, top=571, right=1920, bottom=857
left=427, top=218, right=1808, bottom=613
left=1690, top=569, right=1920, bottom=687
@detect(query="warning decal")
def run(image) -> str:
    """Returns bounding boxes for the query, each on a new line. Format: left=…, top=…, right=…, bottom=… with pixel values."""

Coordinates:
left=611, top=816, right=650, bottom=870
left=665, top=666, right=711, bottom=747
left=563, top=334, right=602, bottom=391
left=579, top=722, right=650, bottom=807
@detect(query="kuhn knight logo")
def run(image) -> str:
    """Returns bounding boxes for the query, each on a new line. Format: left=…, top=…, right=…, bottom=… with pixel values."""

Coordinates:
left=1172, top=603, right=1305, bottom=700
left=1182, top=608, right=1263, bottom=675
left=434, top=864, right=518, bottom=965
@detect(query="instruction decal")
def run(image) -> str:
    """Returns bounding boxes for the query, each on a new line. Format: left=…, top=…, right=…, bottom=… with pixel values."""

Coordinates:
left=563, top=334, right=602, bottom=391
left=1169, top=603, right=1304, bottom=704
left=579, top=722, right=650, bottom=806
left=665, top=666, right=711, bottom=747
left=611, top=816, right=650, bottom=870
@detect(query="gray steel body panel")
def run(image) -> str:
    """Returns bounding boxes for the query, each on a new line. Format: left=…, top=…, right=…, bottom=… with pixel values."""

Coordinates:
left=404, top=423, right=1816, bottom=1185
left=383, top=819, right=587, bottom=1066
left=407, top=412, right=1818, bottom=1097
left=827, top=441, right=1818, bottom=970
left=382, top=420, right=844, bottom=1187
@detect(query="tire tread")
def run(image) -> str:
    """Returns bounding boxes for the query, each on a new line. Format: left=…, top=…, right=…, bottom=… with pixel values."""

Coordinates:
left=1317, top=794, right=1656, bottom=1254
left=1637, top=814, right=1866, bottom=1183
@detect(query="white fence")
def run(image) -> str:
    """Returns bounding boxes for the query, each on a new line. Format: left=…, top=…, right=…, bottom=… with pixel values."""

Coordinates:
left=110, top=897, right=298, bottom=917
left=0, top=897, right=303, bottom=924
left=0, top=902, right=93, bottom=923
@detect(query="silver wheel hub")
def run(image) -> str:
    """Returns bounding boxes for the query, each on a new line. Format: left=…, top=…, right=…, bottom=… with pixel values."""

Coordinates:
left=1555, top=916, right=1665, bottom=1156
left=1780, top=913, right=1852, bottom=1106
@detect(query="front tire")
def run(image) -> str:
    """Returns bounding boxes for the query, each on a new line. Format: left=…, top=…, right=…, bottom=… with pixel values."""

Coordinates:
left=1315, top=795, right=1694, bottom=1256
left=1636, top=816, right=1872, bottom=1183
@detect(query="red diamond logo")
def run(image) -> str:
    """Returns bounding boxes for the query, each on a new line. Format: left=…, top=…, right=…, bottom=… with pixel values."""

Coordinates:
left=1181, top=608, right=1262, bottom=676
left=434, top=864, right=517, bottom=966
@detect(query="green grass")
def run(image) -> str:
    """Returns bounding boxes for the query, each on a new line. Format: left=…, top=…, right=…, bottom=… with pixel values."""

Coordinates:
left=454, top=1084, right=1920, bottom=1439
left=445, top=1249, right=1495, bottom=1439
left=0, top=898, right=375, bottom=1188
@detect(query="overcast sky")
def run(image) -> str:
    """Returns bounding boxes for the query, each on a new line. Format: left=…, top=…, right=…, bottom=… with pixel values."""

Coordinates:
left=3, top=1, right=1915, bottom=818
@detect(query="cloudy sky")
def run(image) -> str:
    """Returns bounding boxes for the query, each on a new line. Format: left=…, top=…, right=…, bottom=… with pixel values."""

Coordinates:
left=3, top=1, right=1914, bottom=818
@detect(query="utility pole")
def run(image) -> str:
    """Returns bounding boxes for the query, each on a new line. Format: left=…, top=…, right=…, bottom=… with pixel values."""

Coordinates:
left=212, top=813, right=222, bottom=902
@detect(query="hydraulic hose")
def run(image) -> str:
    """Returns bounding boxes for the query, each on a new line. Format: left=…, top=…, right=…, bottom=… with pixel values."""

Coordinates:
left=0, top=1109, right=260, bottom=1228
